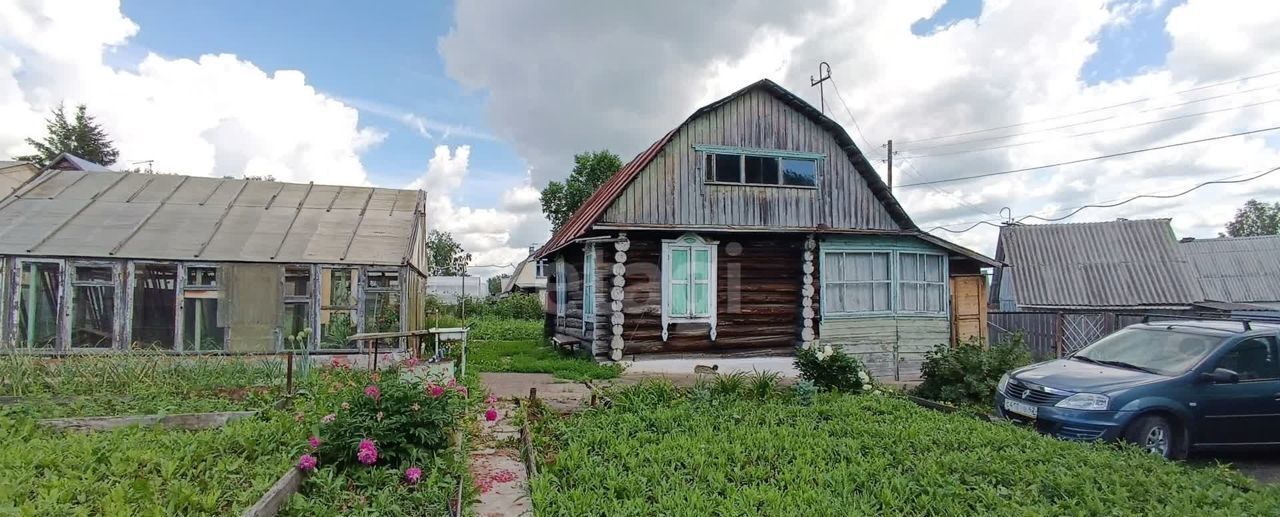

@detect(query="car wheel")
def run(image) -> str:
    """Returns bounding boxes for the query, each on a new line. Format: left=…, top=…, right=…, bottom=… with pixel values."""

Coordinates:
left=1124, top=415, right=1180, bottom=459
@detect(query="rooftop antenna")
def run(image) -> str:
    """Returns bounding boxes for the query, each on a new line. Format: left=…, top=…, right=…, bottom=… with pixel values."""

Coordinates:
left=810, top=62, right=832, bottom=114
left=131, top=160, right=154, bottom=173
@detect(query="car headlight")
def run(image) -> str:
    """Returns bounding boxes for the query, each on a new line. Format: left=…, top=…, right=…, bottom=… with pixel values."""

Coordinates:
left=1055, top=393, right=1109, bottom=411
left=996, top=373, right=1010, bottom=395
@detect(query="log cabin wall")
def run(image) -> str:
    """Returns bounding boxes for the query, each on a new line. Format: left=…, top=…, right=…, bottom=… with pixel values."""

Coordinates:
left=600, top=88, right=901, bottom=232
left=615, top=231, right=804, bottom=355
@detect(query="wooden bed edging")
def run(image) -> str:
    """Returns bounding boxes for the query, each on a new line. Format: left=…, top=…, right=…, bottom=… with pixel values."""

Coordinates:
left=40, top=410, right=258, bottom=432
left=241, top=467, right=305, bottom=517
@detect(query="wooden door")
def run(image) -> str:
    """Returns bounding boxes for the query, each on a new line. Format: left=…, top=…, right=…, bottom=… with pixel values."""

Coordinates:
left=950, top=275, right=988, bottom=345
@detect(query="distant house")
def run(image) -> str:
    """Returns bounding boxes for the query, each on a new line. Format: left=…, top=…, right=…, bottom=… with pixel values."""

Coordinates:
left=1181, top=235, right=1280, bottom=311
left=0, top=169, right=429, bottom=354
left=990, top=219, right=1205, bottom=312
left=426, top=276, right=484, bottom=303
left=501, top=246, right=547, bottom=305
left=534, top=79, right=998, bottom=380
left=43, top=153, right=114, bottom=172
left=0, top=160, right=39, bottom=200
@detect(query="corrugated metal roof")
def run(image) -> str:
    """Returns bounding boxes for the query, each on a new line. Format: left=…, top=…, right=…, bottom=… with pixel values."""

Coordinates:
left=1181, top=235, right=1280, bottom=303
left=47, top=153, right=114, bottom=172
left=535, top=78, right=918, bottom=258
left=998, top=219, right=1203, bottom=308
left=0, top=170, right=423, bottom=265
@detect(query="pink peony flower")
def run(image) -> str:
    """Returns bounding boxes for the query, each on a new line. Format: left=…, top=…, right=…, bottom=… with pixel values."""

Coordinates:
left=405, top=466, right=423, bottom=484
left=359, top=438, right=375, bottom=451
left=357, top=445, right=378, bottom=465
left=429, top=385, right=445, bottom=398
left=364, top=385, right=381, bottom=400
left=321, top=413, right=336, bottom=424
left=404, top=357, right=420, bottom=368
left=455, top=385, right=469, bottom=397
left=447, top=378, right=456, bottom=387
left=308, top=436, right=321, bottom=449
left=297, top=454, right=318, bottom=472
left=485, top=407, right=499, bottom=422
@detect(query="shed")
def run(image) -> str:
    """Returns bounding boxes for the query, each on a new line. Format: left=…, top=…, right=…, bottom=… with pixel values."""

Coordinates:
left=1181, top=235, right=1280, bottom=310
left=990, top=219, right=1204, bottom=311
left=0, top=169, right=428, bottom=354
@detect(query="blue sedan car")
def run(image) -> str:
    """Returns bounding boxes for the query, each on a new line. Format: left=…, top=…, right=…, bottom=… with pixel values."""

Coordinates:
left=994, top=319, right=1280, bottom=459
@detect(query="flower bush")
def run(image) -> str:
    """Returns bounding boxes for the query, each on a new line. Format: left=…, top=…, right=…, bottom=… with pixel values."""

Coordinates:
left=312, top=374, right=466, bottom=470
left=793, top=343, right=870, bottom=393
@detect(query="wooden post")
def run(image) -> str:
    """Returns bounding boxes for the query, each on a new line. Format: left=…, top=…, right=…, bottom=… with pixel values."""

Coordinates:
left=1054, top=312, right=1065, bottom=358
left=372, top=339, right=380, bottom=371
left=528, top=387, right=537, bottom=406
left=285, top=352, right=294, bottom=395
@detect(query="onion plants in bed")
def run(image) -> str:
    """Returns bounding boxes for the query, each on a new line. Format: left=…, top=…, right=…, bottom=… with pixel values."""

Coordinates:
left=531, top=382, right=1280, bottom=516
left=0, top=353, right=288, bottom=417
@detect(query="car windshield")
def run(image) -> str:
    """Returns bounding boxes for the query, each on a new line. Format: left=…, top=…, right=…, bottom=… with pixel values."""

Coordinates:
left=1073, top=328, right=1221, bottom=376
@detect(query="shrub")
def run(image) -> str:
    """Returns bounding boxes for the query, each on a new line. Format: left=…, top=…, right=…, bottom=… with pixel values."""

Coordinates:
left=425, top=293, right=544, bottom=322
left=315, top=374, right=466, bottom=470
left=794, top=344, right=869, bottom=393
left=468, top=318, right=543, bottom=341
left=710, top=372, right=747, bottom=397
left=915, top=334, right=1033, bottom=407
left=746, top=370, right=782, bottom=400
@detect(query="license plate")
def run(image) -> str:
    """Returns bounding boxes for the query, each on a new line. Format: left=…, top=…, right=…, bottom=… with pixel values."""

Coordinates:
left=1004, top=398, right=1038, bottom=419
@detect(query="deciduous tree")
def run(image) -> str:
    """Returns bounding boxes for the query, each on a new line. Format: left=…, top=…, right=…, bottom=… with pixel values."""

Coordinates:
left=540, top=150, right=622, bottom=231
left=1224, top=199, right=1280, bottom=237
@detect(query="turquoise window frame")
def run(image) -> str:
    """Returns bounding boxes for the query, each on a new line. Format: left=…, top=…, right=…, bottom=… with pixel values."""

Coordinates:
left=819, top=237, right=949, bottom=319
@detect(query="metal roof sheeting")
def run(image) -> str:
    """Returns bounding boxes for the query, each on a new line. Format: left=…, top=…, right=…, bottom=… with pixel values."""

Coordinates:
left=998, top=219, right=1203, bottom=308
left=1181, top=235, right=1280, bottom=303
left=0, top=170, right=422, bottom=265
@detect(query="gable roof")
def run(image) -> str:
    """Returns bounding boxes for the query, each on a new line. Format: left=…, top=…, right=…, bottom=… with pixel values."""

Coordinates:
left=45, top=153, right=113, bottom=172
left=0, top=170, right=423, bottom=265
left=535, top=79, right=916, bottom=258
left=1181, top=235, right=1280, bottom=303
left=997, top=219, right=1204, bottom=308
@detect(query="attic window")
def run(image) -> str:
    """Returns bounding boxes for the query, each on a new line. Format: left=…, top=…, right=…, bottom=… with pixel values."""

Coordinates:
left=697, top=145, right=822, bottom=188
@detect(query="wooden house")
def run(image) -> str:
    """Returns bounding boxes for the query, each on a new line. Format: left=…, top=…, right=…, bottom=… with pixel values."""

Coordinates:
left=534, top=79, right=997, bottom=380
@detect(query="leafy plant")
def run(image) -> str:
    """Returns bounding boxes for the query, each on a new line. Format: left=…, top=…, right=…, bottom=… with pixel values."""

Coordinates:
left=915, top=334, right=1033, bottom=407
left=746, top=370, right=782, bottom=400
left=531, top=381, right=1280, bottom=515
left=793, top=344, right=869, bottom=393
left=315, top=374, right=465, bottom=469
left=711, top=371, right=747, bottom=397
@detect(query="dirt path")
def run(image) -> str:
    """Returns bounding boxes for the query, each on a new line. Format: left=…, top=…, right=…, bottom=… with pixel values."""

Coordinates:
left=469, top=398, right=531, bottom=517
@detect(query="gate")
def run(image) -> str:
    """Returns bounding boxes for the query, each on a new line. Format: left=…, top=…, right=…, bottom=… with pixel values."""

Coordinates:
left=1061, top=313, right=1107, bottom=355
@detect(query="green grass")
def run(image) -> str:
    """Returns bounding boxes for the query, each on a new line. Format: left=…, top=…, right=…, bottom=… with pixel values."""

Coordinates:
left=531, top=382, right=1280, bottom=516
left=468, top=340, right=621, bottom=381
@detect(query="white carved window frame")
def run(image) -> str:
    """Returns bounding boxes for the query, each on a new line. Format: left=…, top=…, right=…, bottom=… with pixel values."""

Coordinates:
left=660, top=233, right=718, bottom=341
left=554, top=256, right=566, bottom=320
left=582, top=244, right=596, bottom=335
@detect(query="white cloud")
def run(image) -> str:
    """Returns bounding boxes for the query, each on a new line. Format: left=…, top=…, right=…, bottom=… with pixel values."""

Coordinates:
left=440, top=0, right=1280, bottom=254
left=0, top=0, right=381, bottom=185
left=410, top=144, right=548, bottom=277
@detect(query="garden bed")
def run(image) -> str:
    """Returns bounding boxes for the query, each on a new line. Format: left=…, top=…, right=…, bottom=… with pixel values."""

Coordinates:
left=530, top=382, right=1280, bottom=515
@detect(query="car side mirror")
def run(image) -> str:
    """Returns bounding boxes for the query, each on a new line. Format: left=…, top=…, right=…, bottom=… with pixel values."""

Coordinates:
left=1200, top=368, right=1240, bottom=384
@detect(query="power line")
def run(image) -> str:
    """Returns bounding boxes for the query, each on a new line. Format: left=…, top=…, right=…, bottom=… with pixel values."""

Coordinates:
left=895, top=68, right=1280, bottom=145
left=897, top=125, right=1280, bottom=188
left=901, top=83, right=1280, bottom=154
left=927, top=164, right=1280, bottom=233
left=829, top=78, right=876, bottom=151
left=897, top=158, right=995, bottom=218
left=902, top=96, right=1280, bottom=159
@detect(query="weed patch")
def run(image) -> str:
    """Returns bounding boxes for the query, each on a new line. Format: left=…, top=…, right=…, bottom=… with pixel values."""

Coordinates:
left=468, top=340, right=621, bottom=381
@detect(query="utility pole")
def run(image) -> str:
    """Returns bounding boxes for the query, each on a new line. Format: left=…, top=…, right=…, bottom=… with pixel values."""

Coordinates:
left=885, top=139, right=894, bottom=190
left=810, top=62, right=832, bottom=114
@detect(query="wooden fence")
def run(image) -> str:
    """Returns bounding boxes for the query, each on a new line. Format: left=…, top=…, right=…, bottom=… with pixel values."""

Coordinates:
left=987, top=312, right=1178, bottom=360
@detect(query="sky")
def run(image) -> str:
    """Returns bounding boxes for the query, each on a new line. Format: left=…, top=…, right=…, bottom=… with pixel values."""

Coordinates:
left=2, top=0, right=1279, bottom=278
